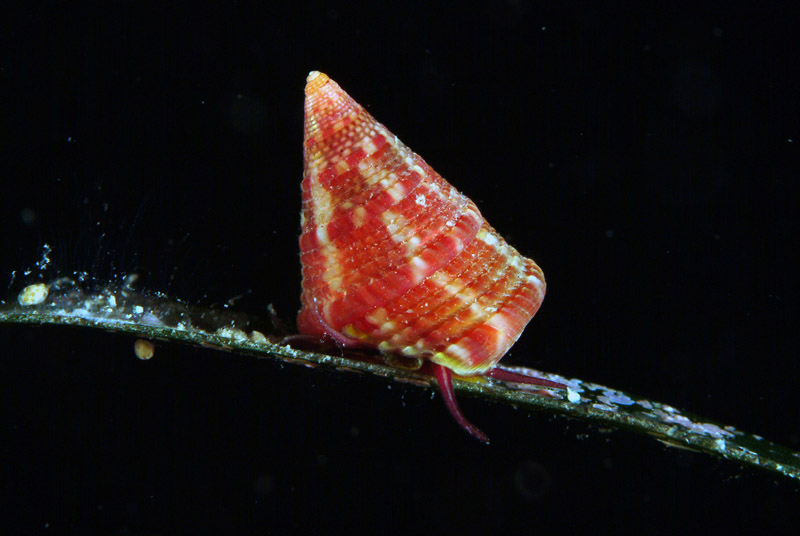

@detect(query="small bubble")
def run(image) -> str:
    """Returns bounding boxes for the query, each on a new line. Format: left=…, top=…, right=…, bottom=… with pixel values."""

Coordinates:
left=20, top=207, right=36, bottom=225
left=253, top=474, right=275, bottom=497
left=513, top=461, right=551, bottom=500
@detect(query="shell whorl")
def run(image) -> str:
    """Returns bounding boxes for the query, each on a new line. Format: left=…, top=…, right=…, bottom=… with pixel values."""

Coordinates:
left=298, top=71, right=545, bottom=376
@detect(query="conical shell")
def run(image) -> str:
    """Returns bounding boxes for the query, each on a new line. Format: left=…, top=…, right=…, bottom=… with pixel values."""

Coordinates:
left=298, top=71, right=545, bottom=376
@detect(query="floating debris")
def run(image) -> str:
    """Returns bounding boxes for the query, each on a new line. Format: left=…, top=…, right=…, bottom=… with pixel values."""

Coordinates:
left=134, top=339, right=155, bottom=360
left=18, top=283, right=49, bottom=306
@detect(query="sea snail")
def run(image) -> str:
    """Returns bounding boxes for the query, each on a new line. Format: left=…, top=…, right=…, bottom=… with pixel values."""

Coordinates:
left=298, top=71, right=564, bottom=443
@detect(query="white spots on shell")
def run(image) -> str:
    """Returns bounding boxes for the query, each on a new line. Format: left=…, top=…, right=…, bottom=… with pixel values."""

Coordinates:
left=438, top=275, right=463, bottom=297
left=378, top=320, right=398, bottom=336
left=566, top=389, right=582, bottom=403
left=486, top=311, right=510, bottom=331
left=441, top=342, right=473, bottom=364
left=385, top=182, right=406, bottom=203
left=365, top=309, right=401, bottom=337
left=361, top=136, right=378, bottom=156
left=134, top=339, right=155, bottom=360
left=316, top=224, right=330, bottom=246
left=478, top=229, right=499, bottom=247
left=18, top=283, right=49, bottom=306
left=409, top=256, right=429, bottom=284
left=529, top=275, right=545, bottom=289
left=509, top=254, right=526, bottom=272
left=381, top=211, right=407, bottom=241
left=415, top=194, right=426, bottom=207
left=377, top=174, right=395, bottom=190
left=467, top=302, right=483, bottom=318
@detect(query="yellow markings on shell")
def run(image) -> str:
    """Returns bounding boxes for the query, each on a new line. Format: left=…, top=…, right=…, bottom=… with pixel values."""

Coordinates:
left=310, top=179, right=334, bottom=229
left=364, top=307, right=400, bottom=338
left=381, top=211, right=406, bottom=240
left=385, top=182, right=406, bottom=203
left=441, top=276, right=464, bottom=297
left=397, top=343, right=422, bottom=357
left=352, top=206, right=368, bottom=227
left=443, top=343, right=472, bottom=362
left=365, top=307, right=388, bottom=325
left=335, top=159, right=349, bottom=174
left=342, top=324, right=369, bottom=340
left=364, top=167, right=390, bottom=187
left=378, top=321, right=399, bottom=337
left=467, top=302, right=484, bottom=319
left=360, top=136, right=378, bottom=156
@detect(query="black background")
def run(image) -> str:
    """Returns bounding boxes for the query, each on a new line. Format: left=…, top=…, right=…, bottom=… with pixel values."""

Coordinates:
left=2, top=2, right=799, bottom=534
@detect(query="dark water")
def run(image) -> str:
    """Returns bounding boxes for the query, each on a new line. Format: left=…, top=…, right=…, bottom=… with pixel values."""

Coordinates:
left=2, top=2, right=799, bottom=534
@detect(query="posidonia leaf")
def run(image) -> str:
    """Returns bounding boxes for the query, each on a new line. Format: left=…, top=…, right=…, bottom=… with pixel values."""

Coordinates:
left=3, top=279, right=799, bottom=481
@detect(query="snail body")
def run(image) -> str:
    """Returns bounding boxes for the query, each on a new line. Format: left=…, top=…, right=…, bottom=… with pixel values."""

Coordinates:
left=298, top=71, right=562, bottom=442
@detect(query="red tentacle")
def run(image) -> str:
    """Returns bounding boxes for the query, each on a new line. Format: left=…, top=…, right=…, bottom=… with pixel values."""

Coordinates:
left=433, top=364, right=490, bottom=444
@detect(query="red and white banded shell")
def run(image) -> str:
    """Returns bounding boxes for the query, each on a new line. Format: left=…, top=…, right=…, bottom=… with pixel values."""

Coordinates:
left=298, top=71, right=558, bottom=441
